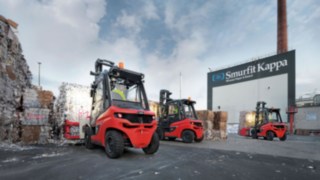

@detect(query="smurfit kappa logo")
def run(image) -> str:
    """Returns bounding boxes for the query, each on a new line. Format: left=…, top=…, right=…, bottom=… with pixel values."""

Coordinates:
left=212, top=72, right=225, bottom=81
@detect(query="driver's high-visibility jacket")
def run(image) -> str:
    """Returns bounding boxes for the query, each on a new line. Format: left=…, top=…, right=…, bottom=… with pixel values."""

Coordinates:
left=112, top=88, right=126, bottom=100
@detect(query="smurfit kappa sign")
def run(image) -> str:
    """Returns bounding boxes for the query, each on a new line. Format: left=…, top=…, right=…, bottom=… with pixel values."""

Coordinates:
left=210, top=57, right=290, bottom=87
left=207, top=50, right=296, bottom=110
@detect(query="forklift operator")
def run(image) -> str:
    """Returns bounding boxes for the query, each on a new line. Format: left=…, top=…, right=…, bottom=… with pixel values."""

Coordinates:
left=112, top=84, right=127, bottom=101
left=173, top=106, right=179, bottom=114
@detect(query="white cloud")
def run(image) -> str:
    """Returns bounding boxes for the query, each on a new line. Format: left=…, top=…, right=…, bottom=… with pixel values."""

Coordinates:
left=0, top=0, right=106, bottom=95
left=143, top=1, right=159, bottom=20
left=143, top=30, right=211, bottom=109
left=115, top=10, right=142, bottom=33
left=115, top=1, right=159, bottom=34
left=1, top=0, right=319, bottom=109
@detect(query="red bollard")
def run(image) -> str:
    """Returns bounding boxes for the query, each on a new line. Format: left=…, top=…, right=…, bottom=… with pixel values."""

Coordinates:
left=286, top=106, right=297, bottom=135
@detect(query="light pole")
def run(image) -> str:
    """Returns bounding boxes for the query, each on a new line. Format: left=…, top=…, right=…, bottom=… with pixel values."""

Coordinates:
left=38, top=62, right=41, bottom=88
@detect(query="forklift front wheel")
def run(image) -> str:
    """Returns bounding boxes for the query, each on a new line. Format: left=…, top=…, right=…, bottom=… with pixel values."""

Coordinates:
left=266, top=131, right=274, bottom=141
left=143, top=133, right=160, bottom=154
left=84, top=128, right=94, bottom=149
left=182, top=130, right=195, bottom=143
left=105, top=130, right=124, bottom=158
left=157, top=128, right=165, bottom=140
left=251, top=129, right=258, bottom=139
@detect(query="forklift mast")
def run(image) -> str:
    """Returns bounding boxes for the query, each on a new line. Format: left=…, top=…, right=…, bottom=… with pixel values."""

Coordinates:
left=159, top=89, right=172, bottom=106
left=254, top=101, right=269, bottom=129
left=91, top=59, right=115, bottom=76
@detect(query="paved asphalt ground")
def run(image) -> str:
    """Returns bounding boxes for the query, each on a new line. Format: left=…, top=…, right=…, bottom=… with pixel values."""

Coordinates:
left=0, top=135, right=319, bottom=180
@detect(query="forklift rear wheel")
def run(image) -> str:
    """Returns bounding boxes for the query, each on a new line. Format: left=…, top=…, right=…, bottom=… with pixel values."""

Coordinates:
left=143, top=133, right=159, bottom=154
left=195, top=135, right=204, bottom=143
left=182, top=130, right=194, bottom=143
left=105, top=130, right=124, bottom=158
left=84, top=128, right=94, bottom=149
left=280, top=134, right=287, bottom=141
left=266, top=131, right=274, bottom=141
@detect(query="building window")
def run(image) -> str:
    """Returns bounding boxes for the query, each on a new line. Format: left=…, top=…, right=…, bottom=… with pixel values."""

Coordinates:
left=314, top=95, right=320, bottom=105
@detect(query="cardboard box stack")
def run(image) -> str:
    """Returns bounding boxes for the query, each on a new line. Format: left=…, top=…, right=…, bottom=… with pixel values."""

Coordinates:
left=196, top=110, right=228, bottom=140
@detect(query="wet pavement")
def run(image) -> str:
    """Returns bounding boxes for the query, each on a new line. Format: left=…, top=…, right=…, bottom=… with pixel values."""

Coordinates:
left=0, top=136, right=319, bottom=180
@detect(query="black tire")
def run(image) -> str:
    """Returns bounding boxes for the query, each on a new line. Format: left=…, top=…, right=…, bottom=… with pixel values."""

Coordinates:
left=280, top=134, right=287, bottom=141
left=182, top=130, right=194, bottom=143
left=143, top=133, right=160, bottom=155
left=251, top=129, right=258, bottom=139
left=157, top=127, right=165, bottom=140
left=105, top=130, right=124, bottom=159
left=168, top=137, right=176, bottom=141
left=266, top=131, right=274, bottom=141
left=84, top=128, right=94, bottom=149
left=195, top=135, right=204, bottom=143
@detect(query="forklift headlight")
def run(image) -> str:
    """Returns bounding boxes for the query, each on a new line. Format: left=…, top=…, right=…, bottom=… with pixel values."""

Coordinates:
left=170, top=126, right=176, bottom=132
left=152, top=116, right=155, bottom=120
left=114, top=113, right=123, bottom=118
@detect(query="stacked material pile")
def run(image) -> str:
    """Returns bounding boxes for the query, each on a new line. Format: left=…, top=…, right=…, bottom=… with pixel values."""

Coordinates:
left=196, top=110, right=228, bottom=140
left=0, top=15, right=32, bottom=142
left=19, top=87, right=55, bottom=144
left=214, top=111, right=228, bottom=140
left=55, top=83, right=91, bottom=139
left=149, top=101, right=159, bottom=119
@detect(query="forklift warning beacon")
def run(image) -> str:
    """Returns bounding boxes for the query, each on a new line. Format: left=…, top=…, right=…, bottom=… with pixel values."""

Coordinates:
left=83, top=59, right=159, bottom=158
left=157, top=90, right=204, bottom=143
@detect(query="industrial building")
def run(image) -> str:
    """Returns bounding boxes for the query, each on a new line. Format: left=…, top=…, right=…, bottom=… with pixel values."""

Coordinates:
left=207, top=50, right=295, bottom=124
left=207, top=0, right=297, bottom=127
left=295, top=91, right=320, bottom=135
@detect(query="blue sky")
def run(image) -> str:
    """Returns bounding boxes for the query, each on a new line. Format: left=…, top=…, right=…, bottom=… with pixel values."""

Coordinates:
left=0, top=0, right=319, bottom=109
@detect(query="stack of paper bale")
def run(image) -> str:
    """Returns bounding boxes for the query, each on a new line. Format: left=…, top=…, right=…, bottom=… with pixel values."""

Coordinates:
left=0, top=15, right=32, bottom=142
left=19, top=86, right=55, bottom=144
left=215, top=111, right=228, bottom=140
left=196, top=110, right=214, bottom=139
left=55, top=83, right=91, bottom=140
left=196, top=110, right=228, bottom=140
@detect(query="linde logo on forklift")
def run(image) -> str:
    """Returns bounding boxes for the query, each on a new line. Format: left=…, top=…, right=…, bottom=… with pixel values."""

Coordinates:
left=223, top=59, right=288, bottom=82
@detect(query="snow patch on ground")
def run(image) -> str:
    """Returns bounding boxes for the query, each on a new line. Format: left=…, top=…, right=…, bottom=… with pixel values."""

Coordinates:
left=2, top=157, right=19, bottom=163
left=0, top=142, right=35, bottom=151
left=32, top=152, right=66, bottom=159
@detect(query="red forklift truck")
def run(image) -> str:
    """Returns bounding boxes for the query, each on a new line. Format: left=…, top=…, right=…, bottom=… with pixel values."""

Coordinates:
left=156, top=90, right=204, bottom=143
left=239, top=101, right=287, bottom=141
left=83, top=59, right=159, bottom=158
left=64, top=120, right=80, bottom=140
